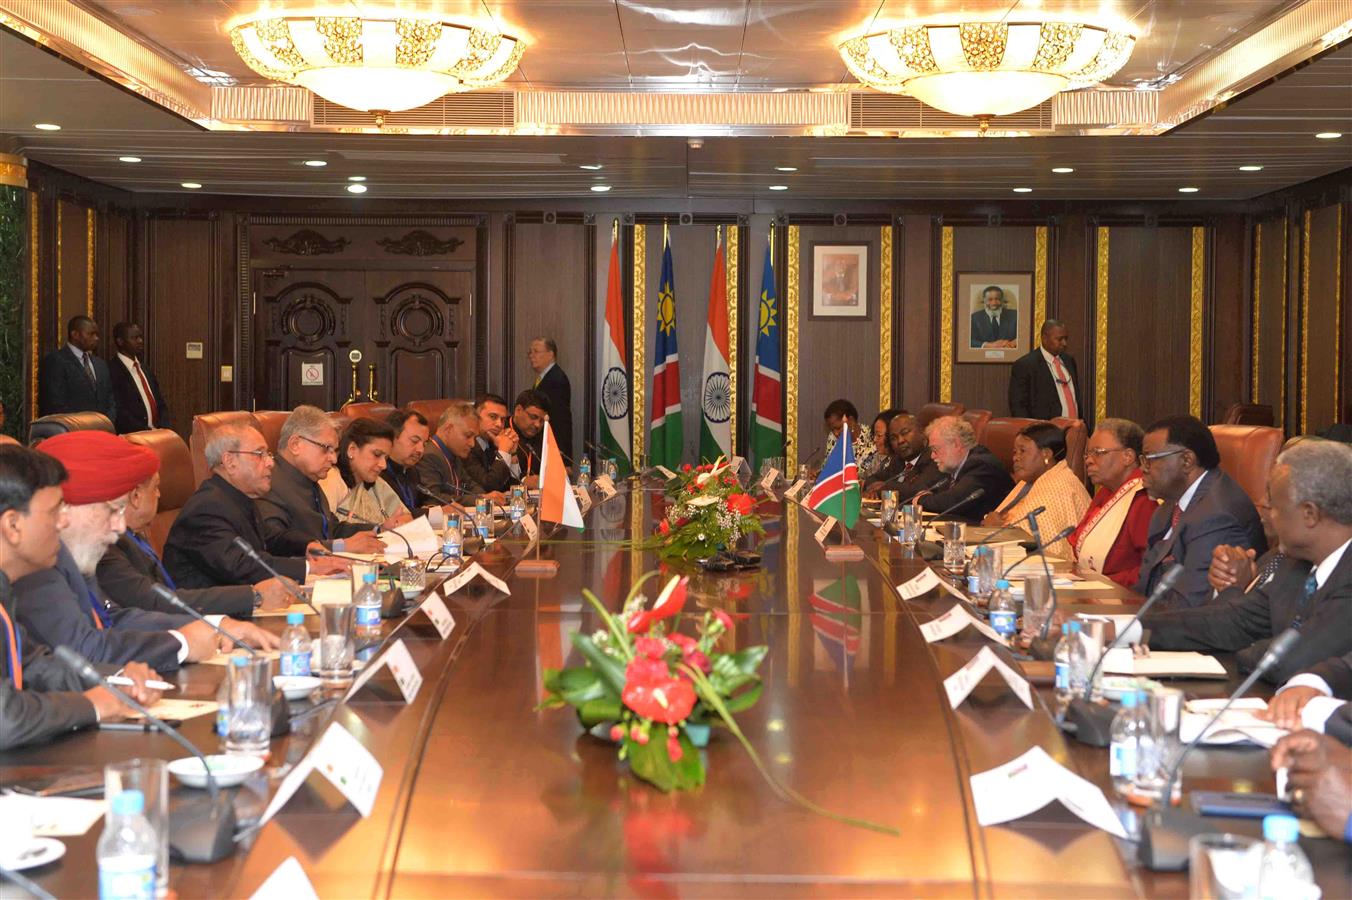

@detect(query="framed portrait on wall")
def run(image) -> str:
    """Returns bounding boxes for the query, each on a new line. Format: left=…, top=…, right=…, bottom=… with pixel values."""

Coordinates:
left=810, top=243, right=869, bottom=319
left=955, top=272, right=1033, bottom=364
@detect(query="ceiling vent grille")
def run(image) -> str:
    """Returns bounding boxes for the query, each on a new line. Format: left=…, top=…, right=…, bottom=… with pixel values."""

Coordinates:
left=312, top=93, right=515, bottom=130
left=849, top=94, right=1053, bottom=131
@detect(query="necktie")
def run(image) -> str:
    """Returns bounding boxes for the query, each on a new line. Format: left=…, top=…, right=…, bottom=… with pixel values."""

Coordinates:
left=0, top=603, right=22, bottom=690
left=1169, top=504, right=1182, bottom=533
left=1052, top=356, right=1077, bottom=418
left=132, top=360, right=156, bottom=427
left=311, top=483, right=330, bottom=540
left=129, top=531, right=176, bottom=591
left=1291, top=572, right=1319, bottom=630
left=533, top=374, right=541, bottom=388
left=392, top=469, right=415, bottom=509
left=82, top=351, right=96, bottom=387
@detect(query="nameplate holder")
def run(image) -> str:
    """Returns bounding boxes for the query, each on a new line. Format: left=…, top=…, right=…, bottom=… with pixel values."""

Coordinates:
left=783, top=478, right=808, bottom=501
left=593, top=475, right=618, bottom=500
left=345, top=639, right=421, bottom=704
left=758, top=467, right=780, bottom=494
left=943, top=645, right=1033, bottom=710
left=417, top=593, right=455, bottom=639
left=258, top=721, right=383, bottom=825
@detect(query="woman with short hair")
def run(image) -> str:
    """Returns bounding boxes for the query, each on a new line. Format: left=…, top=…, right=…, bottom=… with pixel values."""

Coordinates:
left=983, top=422, right=1090, bottom=559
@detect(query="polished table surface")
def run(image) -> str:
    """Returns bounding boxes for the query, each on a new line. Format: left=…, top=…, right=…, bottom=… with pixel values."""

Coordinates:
left=3, top=487, right=1350, bottom=898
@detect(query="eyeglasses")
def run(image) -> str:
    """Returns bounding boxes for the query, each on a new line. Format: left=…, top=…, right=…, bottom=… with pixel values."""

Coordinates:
left=226, top=448, right=274, bottom=462
left=1140, top=447, right=1185, bottom=469
left=1083, top=446, right=1128, bottom=461
left=298, top=435, right=338, bottom=456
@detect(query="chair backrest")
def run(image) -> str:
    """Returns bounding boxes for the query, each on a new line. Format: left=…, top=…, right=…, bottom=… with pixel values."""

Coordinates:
left=961, top=409, right=992, bottom=444
left=123, top=429, right=194, bottom=555
left=981, top=417, right=1045, bottom=473
left=336, top=401, right=398, bottom=424
left=405, top=399, right=454, bottom=427
left=251, top=410, right=291, bottom=454
left=1051, top=417, right=1089, bottom=482
left=190, top=410, right=261, bottom=487
left=917, top=402, right=966, bottom=430
left=27, top=412, right=115, bottom=445
left=1209, top=424, right=1283, bottom=507
left=1220, top=403, right=1275, bottom=427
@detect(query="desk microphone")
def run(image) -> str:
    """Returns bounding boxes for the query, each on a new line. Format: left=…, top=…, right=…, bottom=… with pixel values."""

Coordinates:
left=1138, top=628, right=1300, bottom=871
left=230, top=538, right=313, bottom=611
left=973, top=507, right=1044, bottom=548
left=1060, top=564, right=1183, bottom=746
left=375, top=524, right=415, bottom=560
left=800, top=444, right=824, bottom=472
left=417, top=484, right=464, bottom=510
left=999, top=524, right=1074, bottom=579
left=1000, top=520, right=1074, bottom=657
left=55, top=646, right=237, bottom=863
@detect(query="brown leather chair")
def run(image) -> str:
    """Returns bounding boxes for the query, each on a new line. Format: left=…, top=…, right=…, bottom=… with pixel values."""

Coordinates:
left=124, top=429, right=194, bottom=555
left=405, top=399, right=454, bottom=427
left=961, top=409, right=992, bottom=445
left=1209, top=424, right=1283, bottom=507
left=27, top=412, right=115, bottom=446
left=337, top=401, right=398, bottom=424
left=190, top=410, right=261, bottom=487
left=1220, top=403, right=1275, bottom=427
left=251, top=410, right=290, bottom=454
left=1051, top=417, right=1089, bottom=482
left=917, top=402, right=966, bottom=430
left=980, top=417, right=1044, bottom=473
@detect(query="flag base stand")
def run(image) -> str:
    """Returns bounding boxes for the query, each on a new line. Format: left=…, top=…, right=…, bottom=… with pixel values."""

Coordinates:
left=824, top=543, right=865, bottom=561
left=516, top=558, right=559, bottom=577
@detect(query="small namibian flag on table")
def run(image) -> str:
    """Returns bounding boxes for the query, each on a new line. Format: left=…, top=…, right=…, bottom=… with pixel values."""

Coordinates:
left=805, top=423, right=861, bottom=528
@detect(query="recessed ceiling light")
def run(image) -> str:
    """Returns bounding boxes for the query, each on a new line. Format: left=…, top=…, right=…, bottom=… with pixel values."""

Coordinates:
left=303, top=159, right=327, bottom=167
left=181, top=182, right=202, bottom=189
left=1238, top=165, right=1263, bottom=172
left=1314, top=131, right=1343, bottom=139
left=346, top=183, right=367, bottom=194
left=579, top=164, right=603, bottom=171
left=590, top=185, right=611, bottom=192
left=768, top=185, right=789, bottom=191
left=1178, top=186, right=1199, bottom=193
left=1012, top=187, right=1033, bottom=193
left=775, top=166, right=798, bottom=172
left=1051, top=167, right=1074, bottom=174
left=347, top=175, right=366, bottom=182
left=119, top=156, right=142, bottom=163
left=34, top=123, right=60, bottom=131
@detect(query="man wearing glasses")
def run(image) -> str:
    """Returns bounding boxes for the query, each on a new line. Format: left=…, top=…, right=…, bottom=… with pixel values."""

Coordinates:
left=1068, top=418, right=1156, bottom=588
left=165, top=424, right=349, bottom=590
left=1134, top=414, right=1265, bottom=609
left=256, top=406, right=384, bottom=557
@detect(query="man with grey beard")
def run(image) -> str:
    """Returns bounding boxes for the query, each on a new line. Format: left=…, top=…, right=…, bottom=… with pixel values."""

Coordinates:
left=12, top=432, right=276, bottom=672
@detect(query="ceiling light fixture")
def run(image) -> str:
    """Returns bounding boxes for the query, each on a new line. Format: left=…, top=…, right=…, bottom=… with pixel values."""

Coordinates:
left=775, top=166, right=798, bottom=172
left=769, top=185, right=789, bottom=191
left=1238, top=165, right=1263, bottom=172
left=346, top=183, right=368, bottom=194
left=348, top=175, right=366, bottom=182
left=590, top=185, right=612, bottom=192
left=579, top=164, right=603, bottom=171
left=303, top=159, right=327, bottom=167
left=34, top=123, right=61, bottom=131
left=1178, top=186, right=1199, bottom=193
left=119, top=156, right=142, bottom=163
left=1314, top=131, right=1343, bottom=139
left=181, top=182, right=202, bottom=189
left=841, top=20, right=1136, bottom=119
left=1012, top=187, right=1033, bottom=193
left=1051, top=166, right=1074, bottom=173
left=228, top=13, right=524, bottom=113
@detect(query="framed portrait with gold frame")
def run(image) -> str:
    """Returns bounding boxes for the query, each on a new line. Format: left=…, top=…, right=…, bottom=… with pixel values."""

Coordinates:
left=956, top=272, right=1033, bottom=364
left=809, top=243, right=869, bottom=319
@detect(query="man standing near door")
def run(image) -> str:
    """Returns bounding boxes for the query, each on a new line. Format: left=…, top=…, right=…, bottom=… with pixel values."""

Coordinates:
left=528, top=337, right=573, bottom=465
left=108, top=322, right=172, bottom=434
left=38, top=316, right=117, bottom=421
left=1008, top=319, right=1081, bottom=421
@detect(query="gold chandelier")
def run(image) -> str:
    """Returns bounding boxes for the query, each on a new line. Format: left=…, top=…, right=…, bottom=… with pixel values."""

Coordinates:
left=841, top=20, right=1136, bottom=119
left=228, top=13, right=524, bottom=113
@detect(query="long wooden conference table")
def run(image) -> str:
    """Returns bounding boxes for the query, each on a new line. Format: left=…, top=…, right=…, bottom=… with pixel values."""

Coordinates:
left=3, top=487, right=1349, bottom=898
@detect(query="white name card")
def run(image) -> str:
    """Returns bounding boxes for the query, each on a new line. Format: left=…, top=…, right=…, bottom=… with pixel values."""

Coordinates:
left=919, top=603, right=1005, bottom=645
left=345, top=639, right=422, bottom=704
left=655, top=465, right=678, bottom=481
left=417, top=593, right=455, bottom=639
left=520, top=512, right=539, bottom=542
left=250, top=857, right=319, bottom=900
left=897, top=568, right=968, bottom=602
left=442, top=561, right=511, bottom=597
left=575, top=487, right=593, bottom=516
left=593, top=474, right=618, bottom=500
left=259, top=721, right=383, bottom=824
left=783, top=478, right=808, bottom=501
left=943, top=645, right=1033, bottom=710
left=758, top=467, right=780, bottom=493
left=813, top=515, right=837, bottom=546
left=970, top=745, right=1127, bottom=838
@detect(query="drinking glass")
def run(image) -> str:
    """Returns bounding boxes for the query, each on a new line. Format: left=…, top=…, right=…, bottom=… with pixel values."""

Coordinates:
left=105, top=759, right=169, bottom=897
left=938, top=521, right=966, bottom=574
left=319, top=603, right=355, bottom=686
left=880, top=490, right=898, bottom=527
left=225, top=655, right=272, bottom=758
left=1134, top=687, right=1184, bottom=803
left=969, top=545, right=1002, bottom=601
left=899, top=504, right=922, bottom=546
left=604, top=458, right=619, bottom=481
left=400, top=558, right=425, bottom=595
left=1188, top=833, right=1259, bottom=900
left=1020, top=572, right=1053, bottom=640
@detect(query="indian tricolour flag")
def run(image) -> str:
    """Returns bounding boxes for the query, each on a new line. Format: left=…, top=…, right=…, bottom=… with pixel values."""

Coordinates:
left=597, top=229, right=631, bottom=475
left=699, top=228, right=731, bottom=463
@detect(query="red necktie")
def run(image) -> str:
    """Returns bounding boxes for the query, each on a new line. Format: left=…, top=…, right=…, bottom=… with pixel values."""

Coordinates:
left=1052, top=356, right=1077, bottom=419
left=133, top=360, right=156, bottom=428
left=1170, top=504, right=1182, bottom=533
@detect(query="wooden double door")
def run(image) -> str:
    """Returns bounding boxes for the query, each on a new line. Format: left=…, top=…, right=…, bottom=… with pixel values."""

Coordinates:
left=253, top=267, right=473, bottom=411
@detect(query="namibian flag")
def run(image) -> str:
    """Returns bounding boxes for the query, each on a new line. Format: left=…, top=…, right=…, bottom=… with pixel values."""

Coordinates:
left=810, top=575, right=862, bottom=674
left=650, top=231, right=683, bottom=469
left=750, top=243, right=782, bottom=470
left=806, top=422, right=860, bottom=528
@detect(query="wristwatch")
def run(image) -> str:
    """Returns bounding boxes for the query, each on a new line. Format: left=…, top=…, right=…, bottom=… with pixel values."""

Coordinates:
left=252, top=587, right=264, bottom=610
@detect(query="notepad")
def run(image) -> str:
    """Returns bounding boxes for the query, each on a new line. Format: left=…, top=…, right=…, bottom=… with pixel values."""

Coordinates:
left=1102, top=648, right=1227, bottom=678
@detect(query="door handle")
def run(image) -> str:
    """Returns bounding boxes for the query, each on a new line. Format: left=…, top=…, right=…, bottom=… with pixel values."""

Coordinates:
left=367, top=363, right=378, bottom=402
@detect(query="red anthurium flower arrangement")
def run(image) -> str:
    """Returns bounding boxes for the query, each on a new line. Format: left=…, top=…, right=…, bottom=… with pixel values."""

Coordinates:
left=644, top=457, right=765, bottom=562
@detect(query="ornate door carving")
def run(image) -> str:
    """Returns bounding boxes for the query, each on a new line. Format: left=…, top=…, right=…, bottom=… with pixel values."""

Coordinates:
left=255, top=273, right=361, bottom=410
left=371, top=272, right=473, bottom=406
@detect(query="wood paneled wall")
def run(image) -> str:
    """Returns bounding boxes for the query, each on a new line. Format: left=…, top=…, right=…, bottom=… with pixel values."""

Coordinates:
left=1301, top=203, right=1346, bottom=433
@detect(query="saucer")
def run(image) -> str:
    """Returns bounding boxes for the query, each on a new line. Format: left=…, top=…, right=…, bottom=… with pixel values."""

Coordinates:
left=0, top=837, right=65, bottom=871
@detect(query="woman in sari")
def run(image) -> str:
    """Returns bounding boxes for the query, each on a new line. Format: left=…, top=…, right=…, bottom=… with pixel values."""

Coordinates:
left=335, top=418, right=413, bottom=529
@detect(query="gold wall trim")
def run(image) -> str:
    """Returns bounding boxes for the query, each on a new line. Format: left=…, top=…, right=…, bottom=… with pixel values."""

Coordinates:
left=631, top=224, right=647, bottom=460
left=0, top=154, right=27, bottom=190
left=1300, top=211, right=1310, bottom=433
left=1278, top=218, right=1287, bottom=431
left=1251, top=222, right=1262, bottom=404
left=785, top=226, right=801, bottom=472
left=86, top=207, right=95, bottom=317
left=879, top=225, right=894, bottom=411
left=1034, top=225, right=1048, bottom=339
left=1335, top=205, right=1344, bottom=425
left=29, top=194, right=39, bottom=420
left=939, top=226, right=954, bottom=403
left=1189, top=226, right=1205, bottom=419
left=55, top=201, right=62, bottom=343
left=726, top=225, right=739, bottom=455
left=1095, top=226, right=1110, bottom=423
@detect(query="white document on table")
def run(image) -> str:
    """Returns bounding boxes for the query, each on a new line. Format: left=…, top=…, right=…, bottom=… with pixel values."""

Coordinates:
left=919, top=603, right=1005, bottom=645
left=417, top=593, right=456, bottom=639
left=199, top=649, right=280, bottom=666
left=250, top=857, right=320, bottom=900
left=345, top=639, right=421, bottom=704
left=970, top=745, right=1127, bottom=838
left=1102, top=648, right=1226, bottom=678
left=379, top=515, right=438, bottom=558
left=441, top=561, right=511, bottom=597
left=260, top=720, right=384, bottom=824
left=897, top=568, right=968, bottom=602
left=944, top=646, right=1033, bottom=710
left=758, top=467, right=780, bottom=493
left=1179, top=703, right=1287, bottom=747
left=127, top=698, right=218, bottom=722
left=0, top=795, right=106, bottom=837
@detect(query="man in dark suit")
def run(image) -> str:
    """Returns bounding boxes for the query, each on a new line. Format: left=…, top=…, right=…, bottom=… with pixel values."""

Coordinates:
left=970, top=285, right=1019, bottom=348
left=918, top=415, right=1013, bottom=523
left=417, top=401, right=500, bottom=506
left=1008, top=319, right=1080, bottom=420
left=165, top=424, right=345, bottom=589
left=865, top=412, right=945, bottom=499
left=510, top=390, right=549, bottom=486
left=1136, top=415, right=1266, bottom=610
left=529, top=337, right=573, bottom=464
left=465, top=393, right=521, bottom=493
left=382, top=409, right=435, bottom=516
left=257, top=406, right=380, bottom=557
left=108, top=322, right=172, bottom=434
left=38, top=315, right=117, bottom=421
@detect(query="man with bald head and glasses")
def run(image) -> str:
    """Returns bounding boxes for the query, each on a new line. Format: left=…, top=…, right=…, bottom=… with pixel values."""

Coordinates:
left=165, top=423, right=348, bottom=591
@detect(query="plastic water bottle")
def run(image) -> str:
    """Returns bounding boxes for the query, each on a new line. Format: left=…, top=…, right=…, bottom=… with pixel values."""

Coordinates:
left=473, top=498, right=492, bottom=543
left=97, top=789, right=158, bottom=900
left=1066, top=621, right=1091, bottom=700
left=1109, top=691, right=1141, bottom=797
left=1255, top=814, right=1317, bottom=899
left=353, top=572, right=382, bottom=638
left=214, top=676, right=229, bottom=736
left=441, top=514, right=462, bottom=565
left=279, top=612, right=311, bottom=677
left=987, top=580, right=1017, bottom=639
left=509, top=486, right=526, bottom=523
left=576, top=455, right=592, bottom=490
left=1053, top=623, right=1075, bottom=712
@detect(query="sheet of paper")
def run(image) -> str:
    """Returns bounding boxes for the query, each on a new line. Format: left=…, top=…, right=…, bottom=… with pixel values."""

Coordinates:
left=250, top=857, right=320, bottom=900
left=1103, top=648, right=1226, bottom=678
left=758, top=467, right=780, bottom=493
left=655, top=465, right=678, bottom=481
left=919, top=603, right=1005, bottom=644
left=1179, top=709, right=1287, bottom=747
left=897, top=568, right=968, bottom=602
left=441, top=561, right=511, bottom=597
left=253, top=602, right=316, bottom=618
left=379, top=515, right=438, bottom=558
left=0, top=795, right=106, bottom=837
left=783, top=478, right=808, bottom=501
left=970, top=745, right=1126, bottom=838
left=813, top=515, right=837, bottom=546
left=200, top=649, right=280, bottom=666
left=417, top=593, right=455, bottom=639
left=128, top=698, right=218, bottom=722
left=345, top=639, right=421, bottom=704
left=593, top=475, right=618, bottom=500
left=944, top=646, right=1033, bottom=710
left=309, top=578, right=351, bottom=607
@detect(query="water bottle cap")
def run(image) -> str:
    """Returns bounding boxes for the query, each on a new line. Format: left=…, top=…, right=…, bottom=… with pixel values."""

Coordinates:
left=1062, top=623, right=1071, bottom=635
left=362, top=572, right=377, bottom=583
left=111, top=789, right=145, bottom=816
left=995, top=579, right=1010, bottom=589
left=230, top=654, right=249, bottom=667
left=1068, top=621, right=1082, bottom=633
left=1262, top=813, right=1300, bottom=842
left=286, top=612, right=304, bottom=625
left=1120, top=692, right=1137, bottom=709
